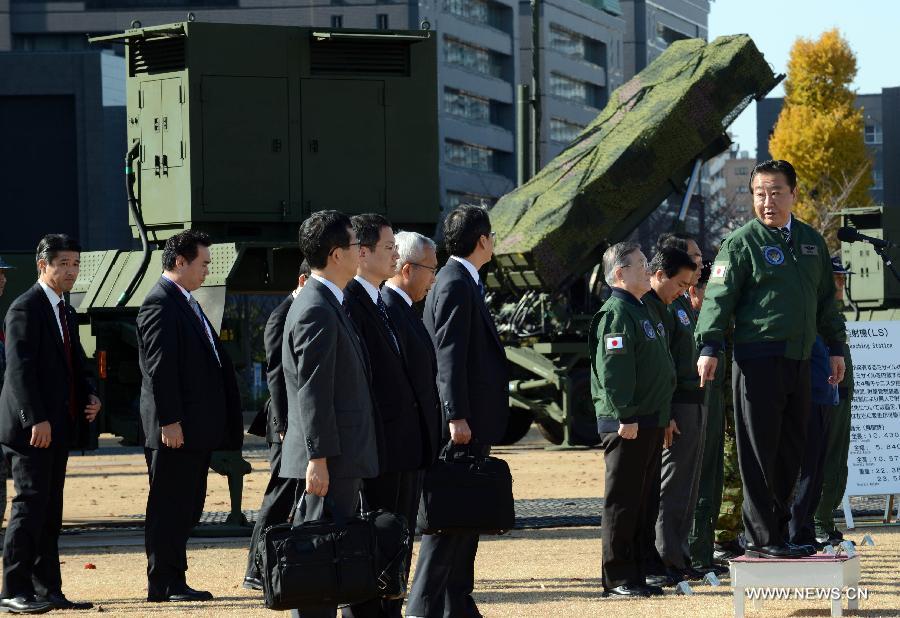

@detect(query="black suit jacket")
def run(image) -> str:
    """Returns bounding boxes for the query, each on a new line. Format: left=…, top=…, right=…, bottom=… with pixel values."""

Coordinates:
left=249, top=294, right=293, bottom=444
left=0, top=283, right=95, bottom=449
left=344, top=278, right=434, bottom=472
left=381, top=285, right=441, bottom=466
left=424, top=259, right=509, bottom=445
left=136, top=277, right=243, bottom=452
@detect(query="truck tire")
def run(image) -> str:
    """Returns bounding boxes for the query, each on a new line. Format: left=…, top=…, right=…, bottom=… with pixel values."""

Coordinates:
left=497, top=408, right=534, bottom=445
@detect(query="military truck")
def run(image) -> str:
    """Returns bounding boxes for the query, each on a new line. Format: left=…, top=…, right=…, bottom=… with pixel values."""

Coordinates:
left=80, top=21, right=439, bottom=447
left=487, top=35, right=781, bottom=446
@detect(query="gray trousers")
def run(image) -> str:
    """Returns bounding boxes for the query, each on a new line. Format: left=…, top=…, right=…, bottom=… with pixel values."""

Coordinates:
left=290, top=478, right=363, bottom=618
left=655, top=402, right=708, bottom=569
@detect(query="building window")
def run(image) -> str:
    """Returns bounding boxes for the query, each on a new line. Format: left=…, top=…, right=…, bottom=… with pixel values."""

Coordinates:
left=444, top=0, right=489, bottom=25
left=872, top=168, right=883, bottom=190
left=446, top=191, right=496, bottom=210
left=734, top=167, right=749, bottom=176
left=444, top=37, right=503, bottom=78
left=864, top=122, right=883, bottom=144
left=377, top=14, right=389, bottom=29
left=444, top=88, right=490, bottom=123
left=330, top=15, right=343, bottom=28
left=444, top=140, right=494, bottom=172
left=550, top=117, right=585, bottom=143
left=548, top=25, right=605, bottom=66
left=549, top=72, right=600, bottom=107
left=657, top=24, right=689, bottom=45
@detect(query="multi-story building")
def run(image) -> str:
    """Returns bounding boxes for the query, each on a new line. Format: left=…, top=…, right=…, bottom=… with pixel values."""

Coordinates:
left=757, top=88, right=900, bottom=209
left=518, top=0, right=625, bottom=165
left=701, top=144, right=754, bottom=244
left=619, top=0, right=708, bottom=77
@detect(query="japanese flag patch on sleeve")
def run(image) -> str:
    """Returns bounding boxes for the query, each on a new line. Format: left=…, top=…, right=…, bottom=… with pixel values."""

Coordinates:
left=710, top=261, right=728, bottom=282
left=605, top=334, right=626, bottom=355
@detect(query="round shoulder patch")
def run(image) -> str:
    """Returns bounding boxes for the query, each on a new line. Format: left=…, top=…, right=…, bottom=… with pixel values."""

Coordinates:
left=641, top=320, right=656, bottom=339
left=762, top=245, right=785, bottom=266
left=677, top=308, right=691, bottom=326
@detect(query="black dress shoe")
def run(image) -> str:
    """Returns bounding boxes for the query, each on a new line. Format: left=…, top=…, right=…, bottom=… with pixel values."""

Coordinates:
left=695, top=564, right=729, bottom=577
left=242, top=576, right=263, bottom=591
left=787, top=542, right=817, bottom=556
left=0, top=596, right=53, bottom=614
left=641, top=583, right=665, bottom=596
left=745, top=544, right=806, bottom=558
left=678, top=566, right=706, bottom=581
left=713, top=539, right=745, bottom=564
left=645, top=572, right=678, bottom=587
left=35, top=593, right=93, bottom=610
left=601, top=585, right=650, bottom=598
left=148, top=583, right=214, bottom=603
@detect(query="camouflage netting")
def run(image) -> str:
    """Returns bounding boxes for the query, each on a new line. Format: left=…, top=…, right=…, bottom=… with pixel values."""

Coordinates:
left=492, top=35, right=779, bottom=292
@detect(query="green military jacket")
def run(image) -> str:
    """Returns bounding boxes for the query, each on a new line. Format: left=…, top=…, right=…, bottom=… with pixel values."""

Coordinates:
left=644, top=291, right=703, bottom=404
left=696, top=216, right=846, bottom=361
left=590, top=288, right=676, bottom=430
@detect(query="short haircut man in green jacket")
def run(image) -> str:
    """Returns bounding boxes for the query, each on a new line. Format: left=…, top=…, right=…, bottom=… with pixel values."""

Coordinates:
left=590, top=242, right=676, bottom=598
left=695, top=159, right=847, bottom=560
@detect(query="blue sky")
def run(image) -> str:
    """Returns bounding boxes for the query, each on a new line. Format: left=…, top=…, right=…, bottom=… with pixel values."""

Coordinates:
left=708, top=0, right=899, bottom=158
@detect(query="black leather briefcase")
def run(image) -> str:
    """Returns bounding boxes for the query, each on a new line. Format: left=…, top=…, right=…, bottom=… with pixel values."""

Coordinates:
left=260, top=493, right=409, bottom=611
left=418, top=442, right=515, bottom=535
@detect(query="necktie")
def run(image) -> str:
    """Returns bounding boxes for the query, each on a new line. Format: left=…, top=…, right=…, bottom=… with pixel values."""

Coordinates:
left=188, top=296, right=220, bottom=365
left=477, top=279, right=485, bottom=299
left=57, top=301, right=77, bottom=420
left=377, top=293, right=401, bottom=355
left=779, top=226, right=795, bottom=258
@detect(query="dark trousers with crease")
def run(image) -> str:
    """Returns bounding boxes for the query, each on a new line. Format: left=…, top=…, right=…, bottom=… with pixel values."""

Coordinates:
left=601, top=426, right=664, bottom=590
left=245, top=442, right=298, bottom=582
left=145, top=447, right=211, bottom=596
left=733, top=356, right=810, bottom=548
left=789, top=403, right=832, bottom=545
left=344, top=469, right=422, bottom=618
left=1, top=444, right=68, bottom=598
left=407, top=444, right=490, bottom=618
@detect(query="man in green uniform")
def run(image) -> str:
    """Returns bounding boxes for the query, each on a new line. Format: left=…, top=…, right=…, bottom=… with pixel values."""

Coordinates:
left=591, top=241, right=676, bottom=598
left=642, top=246, right=705, bottom=582
left=815, top=257, right=855, bottom=545
left=696, top=159, right=846, bottom=559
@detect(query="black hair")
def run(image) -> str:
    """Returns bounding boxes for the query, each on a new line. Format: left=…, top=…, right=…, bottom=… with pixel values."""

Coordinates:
left=162, top=229, right=212, bottom=271
left=443, top=205, right=491, bottom=257
left=749, top=159, right=797, bottom=191
left=298, top=258, right=311, bottom=278
left=36, top=234, right=82, bottom=267
left=696, top=260, right=712, bottom=288
left=656, top=231, right=696, bottom=254
left=299, top=210, right=352, bottom=270
left=649, top=247, right=697, bottom=279
left=351, top=213, right=393, bottom=250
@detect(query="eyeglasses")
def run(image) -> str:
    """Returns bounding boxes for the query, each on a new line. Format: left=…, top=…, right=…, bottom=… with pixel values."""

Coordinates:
left=409, top=262, right=438, bottom=274
left=329, top=241, right=360, bottom=256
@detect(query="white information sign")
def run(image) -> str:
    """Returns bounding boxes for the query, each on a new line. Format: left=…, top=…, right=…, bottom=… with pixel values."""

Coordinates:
left=845, top=320, right=900, bottom=497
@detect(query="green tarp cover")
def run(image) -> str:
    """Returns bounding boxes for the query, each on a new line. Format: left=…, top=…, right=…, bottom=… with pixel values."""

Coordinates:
left=492, top=35, right=778, bottom=291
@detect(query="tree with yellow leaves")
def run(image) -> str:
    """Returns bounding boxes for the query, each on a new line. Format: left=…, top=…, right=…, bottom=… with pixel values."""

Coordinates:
left=769, top=29, right=872, bottom=245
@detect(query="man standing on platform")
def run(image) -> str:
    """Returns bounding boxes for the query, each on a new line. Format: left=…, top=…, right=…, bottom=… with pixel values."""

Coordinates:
left=243, top=259, right=310, bottom=590
left=696, top=159, right=846, bottom=559
left=406, top=205, right=509, bottom=618
left=138, top=230, right=244, bottom=602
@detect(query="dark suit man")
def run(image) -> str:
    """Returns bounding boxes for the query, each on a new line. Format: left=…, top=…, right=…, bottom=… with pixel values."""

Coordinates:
left=0, top=234, right=100, bottom=613
left=406, top=206, right=510, bottom=618
left=343, top=218, right=441, bottom=618
left=279, top=211, right=378, bottom=618
left=243, top=260, right=310, bottom=589
left=137, top=230, right=243, bottom=603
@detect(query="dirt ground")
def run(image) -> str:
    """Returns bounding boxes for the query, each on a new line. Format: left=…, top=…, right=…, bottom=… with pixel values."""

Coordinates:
left=5, top=430, right=899, bottom=616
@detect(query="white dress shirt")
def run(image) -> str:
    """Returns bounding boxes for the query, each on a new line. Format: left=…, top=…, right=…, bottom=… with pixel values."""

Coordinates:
left=384, top=281, right=413, bottom=307
left=38, top=280, right=65, bottom=341
left=354, top=275, right=382, bottom=305
left=449, top=255, right=480, bottom=284
left=311, top=274, right=344, bottom=305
